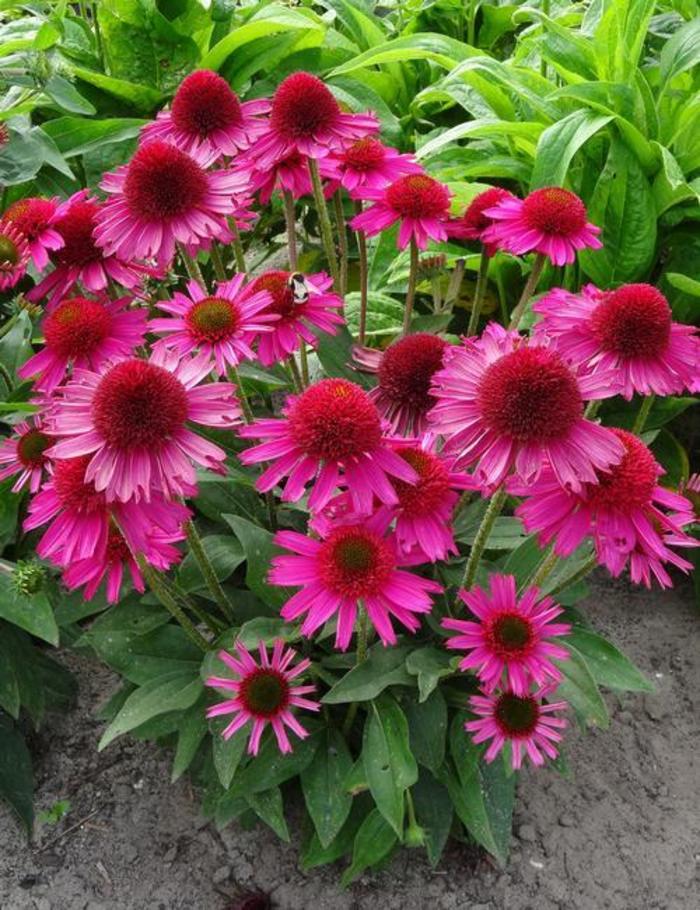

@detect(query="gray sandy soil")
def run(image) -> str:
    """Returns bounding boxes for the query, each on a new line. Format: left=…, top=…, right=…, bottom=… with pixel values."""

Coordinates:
left=1, top=574, right=698, bottom=910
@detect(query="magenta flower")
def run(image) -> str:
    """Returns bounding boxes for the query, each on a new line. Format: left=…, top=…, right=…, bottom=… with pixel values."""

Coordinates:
left=270, top=510, right=443, bottom=649
left=18, top=295, right=148, bottom=393
left=534, top=283, right=699, bottom=399
left=350, top=173, right=452, bottom=250
left=481, top=186, right=602, bottom=266
left=4, top=196, right=63, bottom=269
left=327, top=138, right=422, bottom=197
left=238, top=378, right=418, bottom=513
left=205, top=640, right=319, bottom=755
left=244, top=150, right=314, bottom=204
left=245, top=270, right=344, bottom=367
left=0, top=218, right=30, bottom=291
left=94, top=140, right=246, bottom=268
left=45, top=349, right=242, bottom=503
left=447, top=186, right=515, bottom=257
left=141, top=69, right=270, bottom=161
left=429, top=322, right=624, bottom=493
left=443, top=574, right=571, bottom=695
left=26, top=192, right=149, bottom=308
left=466, top=685, right=568, bottom=770
left=0, top=418, right=52, bottom=493
left=512, top=429, right=698, bottom=589
left=149, top=276, right=277, bottom=375
left=352, top=332, right=450, bottom=435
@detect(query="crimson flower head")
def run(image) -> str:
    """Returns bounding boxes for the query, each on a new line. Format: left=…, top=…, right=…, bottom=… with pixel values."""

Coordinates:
left=448, top=186, right=515, bottom=256
left=4, top=196, right=63, bottom=270
left=0, top=218, right=30, bottom=291
left=0, top=418, right=52, bottom=493
left=326, top=138, right=422, bottom=197
left=482, top=186, right=602, bottom=266
left=141, top=69, right=270, bottom=160
left=534, top=283, right=699, bottom=400
left=350, top=173, right=452, bottom=250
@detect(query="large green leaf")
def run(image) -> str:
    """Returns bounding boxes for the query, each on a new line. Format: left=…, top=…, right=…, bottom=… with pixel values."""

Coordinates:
left=222, top=514, right=288, bottom=609
left=530, top=110, right=613, bottom=189
left=0, top=714, right=33, bottom=833
left=212, top=723, right=249, bottom=790
left=177, top=534, right=245, bottom=593
left=411, top=770, right=453, bottom=867
left=322, top=644, right=413, bottom=704
left=0, top=573, right=59, bottom=646
left=70, top=66, right=164, bottom=111
left=405, top=647, right=453, bottom=703
left=171, top=701, right=208, bottom=782
left=659, top=16, right=700, bottom=87
left=41, top=116, right=146, bottom=157
left=330, top=32, right=480, bottom=77
left=340, top=807, right=396, bottom=886
left=301, top=727, right=353, bottom=848
left=232, top=728, right=320, bottom=795
left=555, top=645, right=609, bottom=728
left=566, top=630, right=653, bottom=692
left=404, top=689, right=447, bottom=774
left=416, top=118, right=542, bottom=163
left=246, top=786, right=289, bottom=841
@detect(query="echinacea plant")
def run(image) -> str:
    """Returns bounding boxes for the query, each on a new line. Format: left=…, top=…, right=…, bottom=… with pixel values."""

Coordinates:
left=1, top=67, right=698, bottom=882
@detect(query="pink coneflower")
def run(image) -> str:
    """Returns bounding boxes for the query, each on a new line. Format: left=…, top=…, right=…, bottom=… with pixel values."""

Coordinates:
left=149, top=276, right=276, bottom=375
left=26, top=193, right=148, bottom=308
left=45, top=349, right=241, bottom=502
left=534, top=283, right=699, bottom=399
left=0, top=418, right=52, bottom=493
left=443, top=574, right=570, bottom=695
left=244, top=72, right=378, bottom=170
left=352, top=332, right=449, bottom=435
left=350, top=174, right=451, bottom=250
left=326, top=138, right=421, bottom=197
left=238, top=378, right=417, bottom=512
left=466, top=685, right=568, bottom=770
left=512, top=429, right=697, bottom=589
left=448, top=186, right=515, bottom=256
left=141, top=69, right=270, bottom=160
left=245, top=271, right=344, bottom=367
left=0, top=219, right=30, bottom=291
left=482, top=186, right=602, bottom=266
left=429, top=322, right=624, bottom=492
left=244, top=150, right=314, bottom=205
left=18, top=296, right=148, bottom=393
left=270, top=510, right=443, bottom=649
left=94, top=140, right=246, bottom=268
left=4, top=197, right=63, bottom=269
left=205, top=640, right=319, bottom=755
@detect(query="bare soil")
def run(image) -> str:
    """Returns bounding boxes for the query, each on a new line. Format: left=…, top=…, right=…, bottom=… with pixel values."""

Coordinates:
left=1, top=573, right=698, bottom=910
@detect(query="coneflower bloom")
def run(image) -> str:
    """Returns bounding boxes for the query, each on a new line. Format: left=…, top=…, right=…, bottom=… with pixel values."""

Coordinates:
left=0, top=219, right=30, bottom=291
left=26, top=192, right=147, bottom=308
left=350, top=174, right=451, bottom=250
left=243, top=71, right=378, bottom=170
left=149, top=276, right=276, bottom=375
left=512, top=429, right=697, bottom=589
left=326, top=138, right=421, bottom=197
left=429, top=322, right=624, bottom=492
left=205, top=640, right=319, bottom=755
left=246, top=271, right=344, bottom=367
left=482, top=186, right=602, bottom=266
left=242, top=150, right=315, bottom=205
left=94, top=140, right=246, bottom=268
left=466, top=685, right=568, bottom=770
left=0, top=418, right=52, bottom=493
left=443, top=574, right=570, bottom=695
left=270, top=510, right=443, bottom=649
left=534, top=283, right=699, bottom=399
left=352, top=332, right=450, bottom=435
left=141, top=69, right=270, bottom=160
left=46, top=349, right=241, bottom=502
left=238, top=378, right=417, bottom=512
left=448, top=186, right=515, bottom=256
left=4, top=197, right=63, bottom=270
left=18, top=296, right=148, bottom=393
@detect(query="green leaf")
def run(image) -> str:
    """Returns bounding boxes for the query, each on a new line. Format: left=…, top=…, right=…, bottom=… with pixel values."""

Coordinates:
left=99, top=671, right=203, bottom=750
left=222, top=514, right=288, bottom=609
left=416, top=118, right=543, bottom=163
left=301, top=727, right=353, bottom=848
left=0, top=574, right=59, bottom=646
left=341, top=808, right=396, bottom=887
left=41, top=116, right=145, bottom=157
left=530, top=110, right=613, bottom=190
left=0, top=634, right=21, bottom=718
left=411, top=770, right=452, bottom=867
left=171, top=701, right=208, bottom=782
left=43, top=74, right=96, bottom=115
left=660, top=16, right=700, bottom=86
left=343, top=756, right=368, bottom=795
left=246, top=786, right=289, bottom=841
left=330, top=32, right=480, bottom=77
left=213, top=723, right=248, bottom=790
left=503, top=536, right=546, bottom=588
left=70, top=66, right=164, bottom=112
left=236, top=616, right=298, bottom=649
left=666, top=272, right=700, bottom=298
left=232, top=729, right=320, bottom=795
left=301, top=797, right=368, bottom=870
left=652, top=145, right=698, bottom=216
left=312, top=322, right=373, bottom=387
left=566, top=630, right=653, bottom=692
left=343, top=291, right=403, bottom=338
left=404, top=689, right=447, bottom=774
left=177, top=535, right=244, bottom=593
left=0, top=714, right=33, bottom=833
left=322, top=644, right=413, bottom=704
left=650, top=429, right=689, bottom=488
left=362, top=695, right=418, bottom=836
left=405, top=647, right=453, bottom=703
left=555, top=645, right=609, bottom=728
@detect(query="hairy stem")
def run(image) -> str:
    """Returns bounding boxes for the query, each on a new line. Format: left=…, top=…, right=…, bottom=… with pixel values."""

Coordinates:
left=185, top=520, right=235, bottom=624
left=354, top=200, right=369, bottom=345
left=308, top=158, right=339, bottom=285
left=460, top=487, right=507, bottom=593
left=342, top=609, right=369, bottom=736
left=402, top=238, right=419, bottom=335
left=509, top=252, right=546, bottom=329
left=549, top=553, right=598, bottom=598
left=633, top=394, right=655, bottom=435
left=229, top=221, right=247, bottom=273
left=467, top=249, right=490, bottom=335
left=138, top=557, right=210, bottom=651
left=283, top=189, right=298, bottom=270
left=333, top=191, right=348, bottom=296
left=177, top=244, right=206, bottom=287
left=209, top=244, right=227, bottom=282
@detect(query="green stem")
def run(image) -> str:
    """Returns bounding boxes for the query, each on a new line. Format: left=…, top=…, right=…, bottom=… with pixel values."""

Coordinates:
left=283, top=189, right=298, bottom=271
left=460, top=487, right=507, bottom=593
left=402, top=238, right=419, bottom=336
left=288, top=356, right=304, bottom=393
left=0, top=312, right=19, bottom=341
left=333, top=192, right=348, bottom=296
left=444, top=257, right=465, bottom=312
left=341, top=609, right=369, bottom=736
left=185, top=520, right=235, bottom=624
left=167, top=578, right=224, bottom=635
left=549, top=553, right=598, bottom=598
left=308, top=158, right=339, bottom=285
left=632, top=394, right=655, bottom=435
left=468, top=248, right=490, bottom=335
left=354, top=200, right=369, bottom=345
left=138, top=557, right=209, bottom=651
left=265, top=491, right=278, bottom=533
left=509, top=253, right=546, bottom=330
left=209, top=244, right=227, bottom=282
left=91, top=1, right=104, bottom=70
left=298, top=342, right=309, bottom=387
left=229, top=221, right=247, bottom=273
left=0, top=360, right=13, bottom=393
left=232, top=365, right=254, bottom=423
left=585, top=400, right=601, bottom=419
left=177, top=243, right=206, bottom=287
left=523, top=546, right=559, bottom=592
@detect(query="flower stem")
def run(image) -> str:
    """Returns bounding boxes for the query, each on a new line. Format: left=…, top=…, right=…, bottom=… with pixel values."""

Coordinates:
left=231, top=365, right=254, bottom=423
left=177, top=244, right=206, bottom=287
left=460, top=486, right=507, bottom=593
left=633, top=394, right=655, bottom=435
left=308, top=158, right=339, bottom=285
left=354, top=200, right=369, bottom=345
left=138, top=557, right=210, bottom=651
left=288, top=355, right=304, bottom=392
left=333, top=191, right=348, bottom=296
left=467, top=248, right=490, bottom=335
left=444, top=257, right=465, bottom=313
left=509, top=252, right=546, bottom=330
left=549, top=553, right=598, bottom=598
left=403, top=237, right=419, bottom=336
left=185, top=520, right=235, bottom=624
left=229, top=221, right=247, bottom=273
left=298, top=342, right=310, bottom=387
left=523, top=546, right=559, bottom=593
left=209, top=244, right=227, bottom=282
left=283, top=189, right=298, bottom=271
left=342, top=608, right=369, bottom=736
